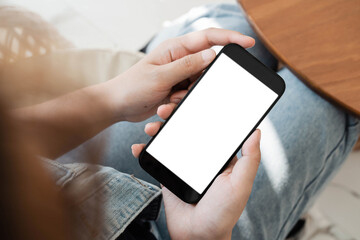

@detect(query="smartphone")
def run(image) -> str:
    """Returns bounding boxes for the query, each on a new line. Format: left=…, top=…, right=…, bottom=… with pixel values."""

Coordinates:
left=139, top=44, right=285, bottom=203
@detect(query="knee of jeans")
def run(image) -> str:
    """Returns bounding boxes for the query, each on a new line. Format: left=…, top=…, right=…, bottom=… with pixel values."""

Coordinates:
left=347, top=114, right=360, bottom=128
left=146, top=3, right=250, bottom=53
left=279, top=68, right=359, bottom=151
left=273, top=68, right=351, bottom=156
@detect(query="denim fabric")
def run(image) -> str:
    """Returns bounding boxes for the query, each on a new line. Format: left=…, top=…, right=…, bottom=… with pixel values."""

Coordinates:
left=43, top=159, right=161, bottom=240
left=57, top=3, right=359, bottom=240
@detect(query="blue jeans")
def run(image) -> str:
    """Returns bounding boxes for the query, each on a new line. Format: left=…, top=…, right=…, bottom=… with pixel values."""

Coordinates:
left=59, top=3, right=359, bottom=239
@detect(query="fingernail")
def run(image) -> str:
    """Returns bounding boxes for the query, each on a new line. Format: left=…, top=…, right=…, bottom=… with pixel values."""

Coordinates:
left=257, top=129, right=261, bottom=142
left=244, top=36, right=256, bottom=48
left=246, top=36, right=255, bottom=42
left=202, top=49, right=215, bottom=62
left=172, top=98, right=181, bottom=104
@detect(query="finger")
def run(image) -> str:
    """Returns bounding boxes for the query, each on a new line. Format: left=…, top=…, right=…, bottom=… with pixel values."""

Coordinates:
left=241, top=129, right=261, bottom=157
left=231, top=129, right=261, bottom=195
left=145, top=121, right=162, bottom=136
left=170, top=90, right=188, bottom=104
left=186, top=71, right=203, bottom=90
left=160, top=48, right=216, bottom=86
left=172, top=79, right=191, bottom=91
left=131, top=143, right=146, bottom=158
left=180, top=28, right=255, bottom=53
left=227, top=155, right=239, bottom=170
left=150, top=28, right=255, bottom=63
left=222, top=155, right=238, bottom=174
left=189, top=70, right=203, bottom=83
left=157, top=103, right=176, bottom=119
left=188, top=81, right=196, bottom=90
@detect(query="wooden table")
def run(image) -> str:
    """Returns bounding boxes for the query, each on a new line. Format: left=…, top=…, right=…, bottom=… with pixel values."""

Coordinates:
left=238, top=0, right=360, bottom=117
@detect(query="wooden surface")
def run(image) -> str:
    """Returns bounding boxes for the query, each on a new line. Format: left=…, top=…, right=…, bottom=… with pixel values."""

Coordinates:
left=355, top=139, right=360, bottom=150
left=238, top=0, right=360, bottom=117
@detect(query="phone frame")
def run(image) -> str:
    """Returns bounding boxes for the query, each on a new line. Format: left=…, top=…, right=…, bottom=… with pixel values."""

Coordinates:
left=139, top=43, right=285, bottom=203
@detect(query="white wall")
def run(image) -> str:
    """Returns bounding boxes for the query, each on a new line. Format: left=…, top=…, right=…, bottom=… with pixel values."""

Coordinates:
left=4, top=0, right=234, bottom=50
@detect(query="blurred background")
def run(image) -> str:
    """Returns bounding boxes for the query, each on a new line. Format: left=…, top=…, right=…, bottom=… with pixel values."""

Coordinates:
left=1, top=0, right=359, bottom=239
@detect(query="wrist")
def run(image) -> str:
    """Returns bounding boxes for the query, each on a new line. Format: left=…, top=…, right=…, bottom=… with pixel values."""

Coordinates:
left=99, top=76, right=127, bottom=123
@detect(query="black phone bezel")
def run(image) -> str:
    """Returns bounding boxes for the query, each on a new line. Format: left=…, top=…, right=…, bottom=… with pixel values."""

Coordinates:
left=139, top=43, right=285, bottom=203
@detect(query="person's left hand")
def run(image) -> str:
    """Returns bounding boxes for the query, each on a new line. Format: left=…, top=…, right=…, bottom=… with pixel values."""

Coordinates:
left=104, top=28, right=254, bottom=122
left=131, top=100, right=261, bottom=240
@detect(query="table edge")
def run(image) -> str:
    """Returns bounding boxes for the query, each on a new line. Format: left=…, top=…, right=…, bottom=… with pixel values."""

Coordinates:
left=238, top=1, right=360, bottom=117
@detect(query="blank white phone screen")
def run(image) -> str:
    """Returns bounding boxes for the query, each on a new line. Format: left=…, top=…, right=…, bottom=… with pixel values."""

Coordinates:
left=147, top=53, right=278, bottom=194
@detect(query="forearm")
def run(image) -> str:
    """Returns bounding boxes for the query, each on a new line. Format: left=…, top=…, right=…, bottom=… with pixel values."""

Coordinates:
left=12, top=81, right=120, bottom=159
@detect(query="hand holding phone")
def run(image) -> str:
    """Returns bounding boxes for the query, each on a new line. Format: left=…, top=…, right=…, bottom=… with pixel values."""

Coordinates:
left=132, top=104, right=261, bottom=240
left=137, top=44, right=285, bottom=203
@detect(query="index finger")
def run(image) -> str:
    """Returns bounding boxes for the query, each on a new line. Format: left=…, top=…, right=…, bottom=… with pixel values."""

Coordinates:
left=148, top=28, right=255, bottom=64
left=180, top=28, right=255, bottom=54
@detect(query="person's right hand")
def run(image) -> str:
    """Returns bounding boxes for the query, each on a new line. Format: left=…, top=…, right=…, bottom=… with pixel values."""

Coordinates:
left=105, top=28, right=254, bottom=123
left=132, top=101, right=261, bottom=240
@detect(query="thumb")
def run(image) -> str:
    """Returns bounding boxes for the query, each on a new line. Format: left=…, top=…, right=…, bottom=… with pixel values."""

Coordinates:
left=161, top=49, right=216, bottom=86
left=231, top=129, right=261, bottom=198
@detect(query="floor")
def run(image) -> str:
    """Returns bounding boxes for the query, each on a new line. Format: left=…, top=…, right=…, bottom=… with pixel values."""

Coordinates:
left=3, top=0, right=360, bottom=239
